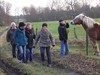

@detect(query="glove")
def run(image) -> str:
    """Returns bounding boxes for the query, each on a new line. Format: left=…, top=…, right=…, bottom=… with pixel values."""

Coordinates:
left=33, top=46, right=35, bottom=48
left=52, top=45, right=55, bottom=47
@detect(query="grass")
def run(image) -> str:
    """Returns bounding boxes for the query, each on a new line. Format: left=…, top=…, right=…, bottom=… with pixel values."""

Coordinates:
left=31, top=19, right=100, bottom=55
left=0, top=19, right=100, bottom=75
left=32, top=18, right=100, bottom=56
left=0, top=26, right=8, bottom=32
left=0, top=32, right=71, bottom=75
left=0, top=68, right=6, bottom=75
left=32, top=21, right=86, bottom=39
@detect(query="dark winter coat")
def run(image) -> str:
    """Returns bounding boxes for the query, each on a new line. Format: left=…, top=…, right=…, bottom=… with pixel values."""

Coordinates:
left=6, top=29, right=16, bottom=45
left=13, top=28, right=28, bottom=46
left=25, top=28, right=35, bottom=48
left=58, top=23, right=69, bottom=41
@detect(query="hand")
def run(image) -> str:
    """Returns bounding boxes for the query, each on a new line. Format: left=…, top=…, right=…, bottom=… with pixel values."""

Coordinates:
left=33, top=46, right=35, bottom=48
left=65, top=20, right=67, bottom=23
left=52, top=45, right=55, bottom=47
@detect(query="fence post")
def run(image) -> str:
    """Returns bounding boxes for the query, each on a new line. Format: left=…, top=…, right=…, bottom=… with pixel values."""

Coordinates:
left=73, top=28, right=78, bottom=39
left=36, top=28, right=38, bottom=36
left=86, top=32, right=88, bottom=55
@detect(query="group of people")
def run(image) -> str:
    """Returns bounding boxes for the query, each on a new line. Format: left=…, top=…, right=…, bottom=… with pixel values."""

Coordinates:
left=6, top=22, right=35, bottom=63
left=6, top=20, right=69, bottom=67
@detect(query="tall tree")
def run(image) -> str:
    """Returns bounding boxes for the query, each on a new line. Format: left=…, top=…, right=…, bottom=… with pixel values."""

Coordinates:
left=0, top=0, right=12, bottom=26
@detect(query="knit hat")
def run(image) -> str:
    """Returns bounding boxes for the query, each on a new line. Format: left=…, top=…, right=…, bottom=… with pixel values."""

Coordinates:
left=19, top=22, right=25, bottom=27
left=42, top=23, right=47, bottom=27
left=59, top=20, right=64, bottom=22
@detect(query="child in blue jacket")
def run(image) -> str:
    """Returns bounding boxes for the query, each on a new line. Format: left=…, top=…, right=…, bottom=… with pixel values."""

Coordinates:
left=14, top=22, right=28, bottom=63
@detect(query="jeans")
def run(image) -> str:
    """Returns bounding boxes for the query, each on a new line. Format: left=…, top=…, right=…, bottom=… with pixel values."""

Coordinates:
left=11, top=44, right=16, bottom=58
left=60, top=40, right=69, bottom=56
left=17, top=46, right=27, bottom=63
left=40, top=46, right=51, bottom=65
left=26, top=48, right=33, bottom=62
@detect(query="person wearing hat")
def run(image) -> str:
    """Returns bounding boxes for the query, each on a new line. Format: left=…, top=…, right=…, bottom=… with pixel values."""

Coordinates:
left=33, top=23, right=55, bottom=67
left=58, top=20, right=69, bottom=56
left=14, top=22, right=28, bottom=63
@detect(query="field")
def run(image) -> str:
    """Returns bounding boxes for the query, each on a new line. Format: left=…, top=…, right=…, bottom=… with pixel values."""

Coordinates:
left=0, top=19, right=100, bottom=75
left=32, top=21, right=90, bottom=53
left=32, top=19, right=100, bottom=55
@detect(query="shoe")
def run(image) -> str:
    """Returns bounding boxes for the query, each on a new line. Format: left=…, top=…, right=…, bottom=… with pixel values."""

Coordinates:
left=48, top=64, right=52, bottom=67
left=42, top=62, right=45, bottom=65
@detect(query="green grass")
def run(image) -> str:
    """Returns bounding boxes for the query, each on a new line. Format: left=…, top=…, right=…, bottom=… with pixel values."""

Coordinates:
left=31, top=18, right=100, bottom=55
left=0, top=26, right=8, bottom=32
left=32, top=21, right=86, bottom=40
left=0, top=32, right=71, bottom=75
left=0, top=19, right=100, bottom=75
left=32, top=21, right=86, bottom=48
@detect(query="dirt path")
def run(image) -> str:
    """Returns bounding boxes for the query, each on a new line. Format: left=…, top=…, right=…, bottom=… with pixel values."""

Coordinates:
left=0, top=60, right=18, bottom=75
left=32, top=53, right=80, bottom=75
left=0, top=28, right=20, bottom=75
left=0, top=29, right=99, bottom=75
left=0, top=67, right=7, bottom=75
left=0, top=28, right=81, bottom=75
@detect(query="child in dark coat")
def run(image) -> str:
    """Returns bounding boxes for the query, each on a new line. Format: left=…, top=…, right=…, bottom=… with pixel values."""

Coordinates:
left=25, top=23, right=35, bottom=62
left=58, top=20, right=69, bottom=56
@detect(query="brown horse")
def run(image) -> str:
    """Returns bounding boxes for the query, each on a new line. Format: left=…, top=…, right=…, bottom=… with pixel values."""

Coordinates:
left=71, top=13, right=100, bottom=55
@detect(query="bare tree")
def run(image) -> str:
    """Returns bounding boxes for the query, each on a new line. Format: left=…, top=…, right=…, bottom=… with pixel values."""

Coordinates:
left=47, top=0, right=57, bottom=10
left=22, top=7, right=29, bottom=15
left=0, top=0, right=12, bottom=26
left=80, top=0, right=92, bottom=6
left=64, top=0, right=79, bottom=10
left=64, top=0, right=79, bottom=18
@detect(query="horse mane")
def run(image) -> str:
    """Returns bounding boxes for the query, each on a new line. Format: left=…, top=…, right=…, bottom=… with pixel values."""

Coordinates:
left=83, top=16, right=95, bottom=29
left=77, top=13, right=100, bottom=29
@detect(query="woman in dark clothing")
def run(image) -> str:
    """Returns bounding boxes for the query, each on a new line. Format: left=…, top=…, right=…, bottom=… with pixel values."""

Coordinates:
left=25, top=23, right=35, bottom=62
left=6, top=22, right=17, bottom=58
left=58, top=20, right=69, bottom=56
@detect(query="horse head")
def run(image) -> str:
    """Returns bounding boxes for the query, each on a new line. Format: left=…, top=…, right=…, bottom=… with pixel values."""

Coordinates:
left=70, top=13, right=85, bottom=25
left=71, top=13, right=96, bottom=29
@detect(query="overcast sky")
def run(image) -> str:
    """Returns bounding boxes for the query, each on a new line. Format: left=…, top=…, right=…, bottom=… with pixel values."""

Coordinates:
left=2, top=0, right=99, bottom=15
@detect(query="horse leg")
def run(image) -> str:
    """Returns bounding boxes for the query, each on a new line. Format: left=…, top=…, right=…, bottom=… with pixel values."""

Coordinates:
left=90, top=38, right=100, bottom=55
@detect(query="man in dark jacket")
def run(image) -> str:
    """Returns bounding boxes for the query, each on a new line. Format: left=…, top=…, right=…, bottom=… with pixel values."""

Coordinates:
left=58, top=20, right=69, bottom=56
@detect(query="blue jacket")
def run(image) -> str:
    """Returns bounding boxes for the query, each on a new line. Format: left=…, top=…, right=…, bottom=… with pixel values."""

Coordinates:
left=14, top=28, right=28, bottom=46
